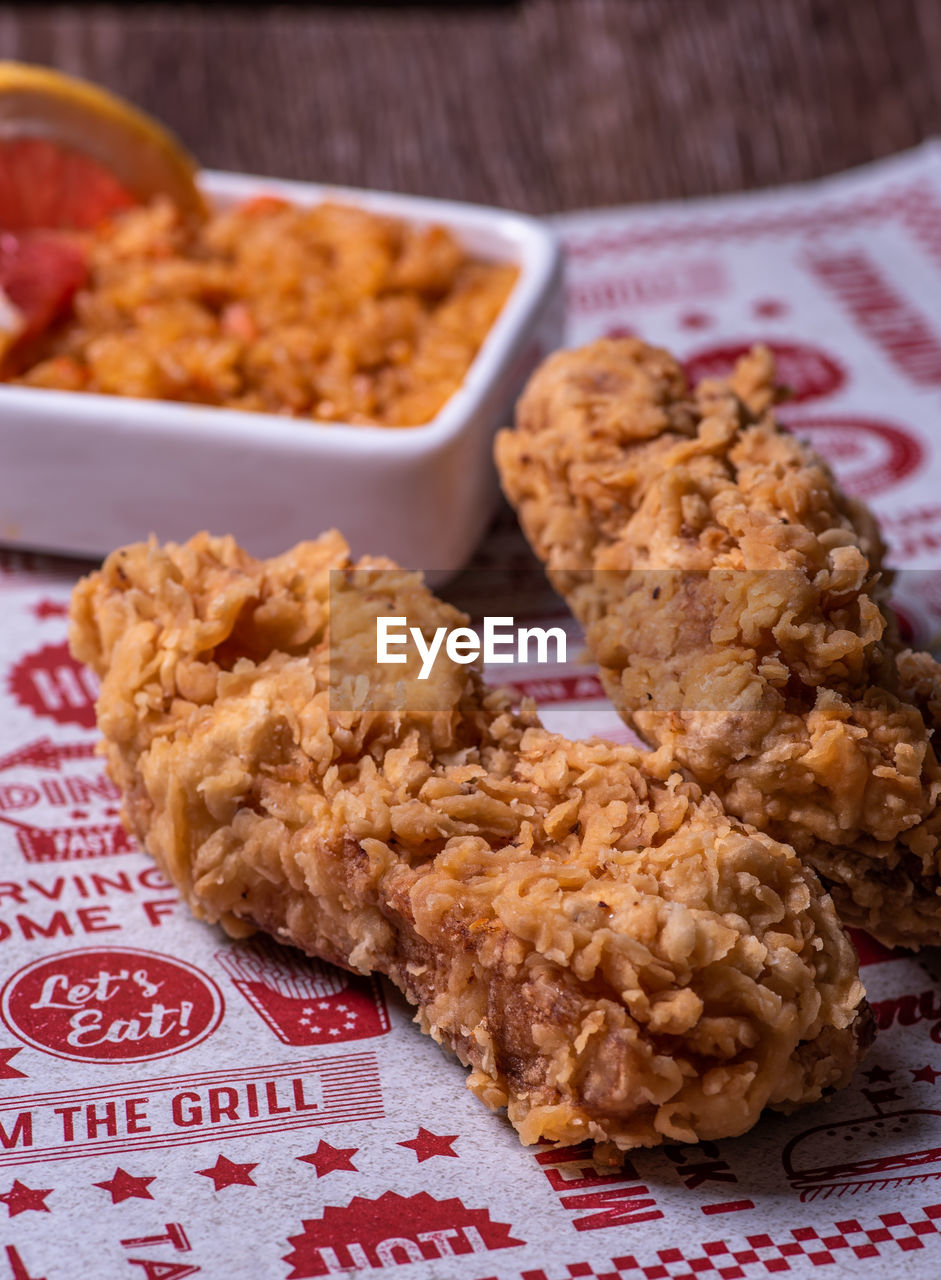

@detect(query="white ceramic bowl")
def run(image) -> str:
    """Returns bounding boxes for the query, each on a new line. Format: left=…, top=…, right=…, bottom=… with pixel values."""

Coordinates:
left=0, top=170, right=563, bottom=580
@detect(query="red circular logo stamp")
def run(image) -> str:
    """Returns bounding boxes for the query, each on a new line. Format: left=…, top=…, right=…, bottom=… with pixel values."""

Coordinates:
left=0, top=947, right=224, bottom=1062
left=684, top=339, right=846, bottom=403
left=8, top=641, right=99, bottom=728
left=783, top=415, right=924, bottom=497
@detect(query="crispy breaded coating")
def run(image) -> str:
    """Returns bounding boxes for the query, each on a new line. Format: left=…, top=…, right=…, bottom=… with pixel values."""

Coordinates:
left=70, top=532, right=867, bottom=1154
left=496, top=337, right=941, bottom=948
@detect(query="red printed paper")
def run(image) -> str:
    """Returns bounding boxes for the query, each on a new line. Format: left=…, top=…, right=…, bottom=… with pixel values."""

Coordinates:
left=2, top=143, right=941, bottom=1277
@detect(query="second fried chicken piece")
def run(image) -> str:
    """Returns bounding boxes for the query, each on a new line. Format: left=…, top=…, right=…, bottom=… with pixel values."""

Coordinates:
left=70, top=532, right=867, bottom=1155
left=496, top=337, right=941, bottom=948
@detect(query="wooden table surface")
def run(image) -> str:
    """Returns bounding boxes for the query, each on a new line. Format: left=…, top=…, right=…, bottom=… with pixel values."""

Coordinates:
left=2, top=0, right=939, bottom=214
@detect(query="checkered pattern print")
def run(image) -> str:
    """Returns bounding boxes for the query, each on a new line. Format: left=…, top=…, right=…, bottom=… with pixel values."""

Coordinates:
left=560, top=192, right=899, bottom=262
left=507, top=1201, right=941, bottom=1280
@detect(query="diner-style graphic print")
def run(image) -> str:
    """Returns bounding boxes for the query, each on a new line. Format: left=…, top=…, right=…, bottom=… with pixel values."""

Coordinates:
left=0, top=947, right=224, bottom=1063
left=2, top=144, right=941, bottom=1277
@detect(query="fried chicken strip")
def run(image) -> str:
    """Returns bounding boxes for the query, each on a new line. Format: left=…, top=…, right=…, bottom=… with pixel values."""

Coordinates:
left=70, top=532, right=867, bottom=1153
left=496, top=337, right=941, bottom=948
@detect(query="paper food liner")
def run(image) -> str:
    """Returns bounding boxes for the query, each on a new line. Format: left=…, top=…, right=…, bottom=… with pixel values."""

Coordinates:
left=2, top=143, right=941, bottom=1277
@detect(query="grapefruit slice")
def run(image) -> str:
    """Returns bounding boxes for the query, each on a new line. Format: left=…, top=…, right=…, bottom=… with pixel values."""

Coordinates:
left=0, top=232, right=87, bottom=361
left=0, top=61, right=205, bottom=230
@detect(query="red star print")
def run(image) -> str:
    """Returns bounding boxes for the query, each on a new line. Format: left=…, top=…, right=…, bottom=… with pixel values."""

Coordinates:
left=397, top=1128, right=459, bottom=1162
left=297, top=1140, right=359, bottom=1177
left=863, top=1065, right=894, bottom=1083
left=0, top=1048, right=26, bottom=1080
left=0, top=1180, right=52, bottom=1217
left=94, top=1167, right=156, bottom=1203
left=912, top=1065, right=941, bottom=1084
left=753, top=298, right=789, bottom=319
left=32, top=599, right=68, bottom=619
left=196, top=1155, right=257, bottom=1190
left=678, top=311, right=713, bottom=331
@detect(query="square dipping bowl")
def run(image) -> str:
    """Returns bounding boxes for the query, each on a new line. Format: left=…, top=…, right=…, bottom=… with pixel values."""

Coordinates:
left=0, top=171, right=563, bottom=582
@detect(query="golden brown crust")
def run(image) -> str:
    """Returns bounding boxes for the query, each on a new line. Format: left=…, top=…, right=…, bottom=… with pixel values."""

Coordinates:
left=496, top=337, right=941, bottom=947
left=70, top=532, right=866, bottom=1152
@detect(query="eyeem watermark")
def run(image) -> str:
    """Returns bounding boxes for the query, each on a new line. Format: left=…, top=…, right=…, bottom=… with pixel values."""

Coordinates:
left=377, top=616, right=567, bottom=680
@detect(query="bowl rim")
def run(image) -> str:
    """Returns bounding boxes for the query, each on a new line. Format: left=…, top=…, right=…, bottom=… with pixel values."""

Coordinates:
left=0, top=168, right=561, bottom=458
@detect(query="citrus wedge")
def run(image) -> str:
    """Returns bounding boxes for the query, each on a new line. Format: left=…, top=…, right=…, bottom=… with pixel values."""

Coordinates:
left=0, top=61, right=206, bottom=230
left=0, top=233, right=87, bottom=362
